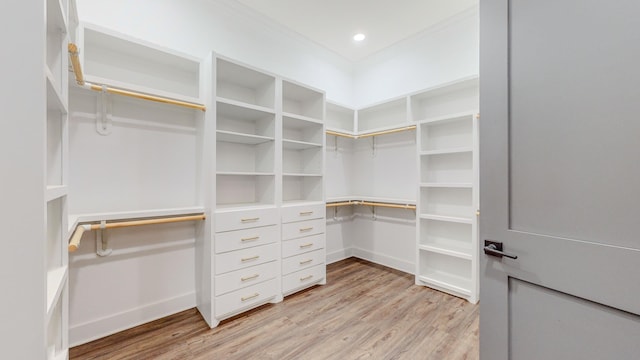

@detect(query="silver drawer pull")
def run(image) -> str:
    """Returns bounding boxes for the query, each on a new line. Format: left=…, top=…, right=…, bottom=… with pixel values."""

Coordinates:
left=300, top=275, right=313, bottom=281
left=241, top=293, right=259, bottom=302
left=299, top=211, right=313, bottom=216
left=299, top=259, right=313, bottom=265
left=299, top=243, right=313, bottom=249
left=241, top=274, right=260, bottom=282
left=299, top=227, right=313, bottom=232
left=241, top=255, right=260, bottom=262
left=241, top=217, right=260, bottom=223
left=241, top=236, right=260, bottom=242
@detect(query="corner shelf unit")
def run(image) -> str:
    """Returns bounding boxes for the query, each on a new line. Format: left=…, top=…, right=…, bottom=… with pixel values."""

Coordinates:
left=414, top=76, right=479, bottom=303
left=45, top=0, right=74, bottom=359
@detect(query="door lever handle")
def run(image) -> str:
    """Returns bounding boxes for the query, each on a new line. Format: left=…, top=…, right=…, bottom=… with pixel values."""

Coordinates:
left=484, top=240, right=518, bottom=259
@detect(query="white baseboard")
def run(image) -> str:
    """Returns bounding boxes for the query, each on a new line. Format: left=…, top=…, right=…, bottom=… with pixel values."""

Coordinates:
left=326, top=248, right=353, bottom=264
left=351, top=247, right=415, bottom=275
left=70, top=292, right=196, bottom=347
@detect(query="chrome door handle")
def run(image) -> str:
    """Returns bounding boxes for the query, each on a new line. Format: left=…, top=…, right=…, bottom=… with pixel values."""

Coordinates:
left=483, top=240, right=518, bottom=259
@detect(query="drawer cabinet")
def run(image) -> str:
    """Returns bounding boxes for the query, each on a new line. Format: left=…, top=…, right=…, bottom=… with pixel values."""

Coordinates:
left=215, top=243, right=278, bottom=275
left=215, top=225, right=278, bottom=254
left=215, top=207, right=278, bottom=232
left=282, top=233, right=324, bottom=258
left=215, top=278, right=279, bottom=317
left=215, top=261, right=278, bottom=296
left=281, top=203, right=324, bottom=223
left=282, top=249, right=324, bottom=275
left=282, top=218, right=325, bottom=240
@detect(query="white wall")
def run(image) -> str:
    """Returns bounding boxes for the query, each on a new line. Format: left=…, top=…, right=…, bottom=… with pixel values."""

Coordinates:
left=76, top=0, right=355, bottom=105
left=354, top=6, right=479, bottom=107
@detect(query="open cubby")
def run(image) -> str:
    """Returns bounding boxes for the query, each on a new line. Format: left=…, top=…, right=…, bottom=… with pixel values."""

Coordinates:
left=283, top=175, right=323, bottom=203
left=411, top=78, right=479, bottom=121
left=420, top=187, right=473, bottom=218
left=216, top=58, right=275, bottom=109
left=46, top=198, right=64, bottom=272
left=420, top=152, right=473, bottom=184
left=283, top=147, right=322, bottom=175
left=283, top=116, right=323, bottom=145
left=418, top=250, right=472, bottom=293
left=420, top=114, right=473, bottom=152
left=217, top=140, right=275, bottom=174
left=217, top=101, right=275, bottom=139
left=47, top=110, right=64, bottom=187
left=420, top=219, right=472, bottom=257
left=216, top=174, right=275, bottom=208
left=282, top=80, right=324, bottom=120
left=82, top=25, right=201, bottom=101
left=358, top=98, right=408, bottom=132
left=326, top=102, right=355, bottom=133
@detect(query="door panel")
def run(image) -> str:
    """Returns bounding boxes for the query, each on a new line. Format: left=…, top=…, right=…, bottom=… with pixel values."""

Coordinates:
left=509, top=279, right=640, bottom=360
left=480, top=0, right=640, bottom=359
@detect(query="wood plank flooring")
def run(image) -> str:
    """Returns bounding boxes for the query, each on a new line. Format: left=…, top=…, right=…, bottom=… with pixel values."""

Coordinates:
left=70, top=258, right=479, bottom=360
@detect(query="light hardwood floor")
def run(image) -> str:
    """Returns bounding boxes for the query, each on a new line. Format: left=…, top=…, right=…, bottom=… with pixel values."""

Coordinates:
left=70, top=258, right=479, bottom=360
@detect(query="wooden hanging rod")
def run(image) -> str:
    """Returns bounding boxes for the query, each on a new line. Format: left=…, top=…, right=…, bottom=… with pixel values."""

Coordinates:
left=68, top=213, right=206, bottom=252
left=67, top=43, right=206, bottom=112
left=326, top=200, right=416, bottom=210
left=326, top=125, right=416, bottom=139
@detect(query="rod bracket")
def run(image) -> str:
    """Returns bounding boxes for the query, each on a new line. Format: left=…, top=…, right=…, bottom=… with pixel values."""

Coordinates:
left=96, top=220, right=113, bottom=257
left=96, top=85, right=112, bottom=136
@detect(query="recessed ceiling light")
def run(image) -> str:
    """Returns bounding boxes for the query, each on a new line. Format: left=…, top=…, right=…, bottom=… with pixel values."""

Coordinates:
left=353, top=33, right=366, bottom=42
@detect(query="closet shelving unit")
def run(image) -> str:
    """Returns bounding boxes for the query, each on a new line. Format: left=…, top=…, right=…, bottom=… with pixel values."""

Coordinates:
left=44, top=0, right=74, bottom=358
left=280, top=79, right=327, bottom=296
left=413, top=77, right=479, bottom=303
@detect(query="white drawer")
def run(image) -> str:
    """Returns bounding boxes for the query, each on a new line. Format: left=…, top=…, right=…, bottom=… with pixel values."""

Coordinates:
left=215, top=207, right=278, bottom=233
left=282, top=248, right=325, bottom=275
left=281, top=203, right=325, bottom=223
left=215, top=243, right=278, bottom=275
left=283, top=264, right=325, bottom=295
left=282, top=218, right=325, bottom=240
left=282, top=233, right=325, bottom=258
left=215, top=278, right=278, bottom=318
left=215, top=225, right=278, bottom=254
left=215, top=261, right=277, bottom=296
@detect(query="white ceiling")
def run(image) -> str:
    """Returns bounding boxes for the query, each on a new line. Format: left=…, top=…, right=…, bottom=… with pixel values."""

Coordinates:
left=234, top=0, right=478, bottom=62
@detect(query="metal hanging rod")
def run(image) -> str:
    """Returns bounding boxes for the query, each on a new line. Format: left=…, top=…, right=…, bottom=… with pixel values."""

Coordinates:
left=326, top=200, right=416, bottom=210
left=68, top=43, right=206, bottom=112
left=68, top=214, right=206, bottom=252
left=326, top=125, right=416, bottom=139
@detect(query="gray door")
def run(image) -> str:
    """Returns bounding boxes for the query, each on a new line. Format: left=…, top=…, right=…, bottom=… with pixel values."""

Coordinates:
left=479, top=0, right=640, bottom=359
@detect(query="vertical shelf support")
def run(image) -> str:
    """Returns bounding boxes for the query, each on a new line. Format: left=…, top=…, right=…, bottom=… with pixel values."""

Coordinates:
left=96, top=86, right=112, bottom=136
left=371, top=136, right=376, bottom=156
left=95, top=220, right=113, bottom=257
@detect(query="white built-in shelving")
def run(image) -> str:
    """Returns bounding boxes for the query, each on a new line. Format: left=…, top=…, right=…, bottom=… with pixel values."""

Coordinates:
left=357, top=97, right=409, bottom=133
left=414, top=76, right=479, bottom=303
left=326, top=102, right=356, bottom=134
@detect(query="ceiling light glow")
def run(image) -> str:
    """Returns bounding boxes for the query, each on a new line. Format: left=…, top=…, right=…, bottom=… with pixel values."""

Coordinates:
left=353, top=33, right=366, bottom=42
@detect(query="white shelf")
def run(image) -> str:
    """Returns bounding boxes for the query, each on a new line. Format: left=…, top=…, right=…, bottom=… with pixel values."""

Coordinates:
left=69, top=206, right=206, bottom=225
left=46, top=266, right=68, bottom=322
left=421, top=147, right=473, bottom=156
left=419, top=244, right=472, bottom=260
left=357, top=123, right=415, bottom=137
left=281, top=200, right=325, bottom=207
left=282, top=111, right=323, bottom=124
left=358, top=97, right=408, bottom=132
left=283, top=173, right=323, bottom=177
left=282, top=139, right=322, bottom=150
left=46, top=68, right=67, bottom=113
left=417, top=274, right=471, bottom=297
left=215, top=203, right=276, bottom=212
left=217, top=130, right=274, bottom=145
left=327, top=195, right=416, bottom=205
left=217, top=171, right=275, bottom=176
left=326, top=102, right=355, bottom=133
left=417, top=111, right=476, bottom=125
left=46, top=0, right=68, bottom=33
left=325, top=127, right=356, bottom=137
left=217, top=97, right=275, bottom=115
left=216, top=57, right=275, bottom=110
left=46, top=185, right=68, bottom=202
left=282, top=80, right=324, bottom=120
left=411, top=76, right=479, bottom=120
left=420, top=214, right=472, bottom=224
left=420, top=182, right=473, bottom=188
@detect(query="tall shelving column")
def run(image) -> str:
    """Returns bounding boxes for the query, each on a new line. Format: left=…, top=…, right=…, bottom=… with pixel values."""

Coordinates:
left=281, top=80, right=327, bottom=295
left=209, top=56, right=280, bottom=327
left=46, top=0, right=71, bottom=358
left=413, top=77, right=479, bottom=303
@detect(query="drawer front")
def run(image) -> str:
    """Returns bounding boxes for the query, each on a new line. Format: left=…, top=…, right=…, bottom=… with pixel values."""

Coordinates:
left=282, top=233, right=325, bottom=258
left=215, top=225, right=278, bottom=254
left=283, top=264, right=325, bottom=295
left=215, top=278, right=278, bottom=318
left=282, top=218, right=325, bottom=240
left=215, top=261, right=278, bottom=296
left=282, top=203, right=325, bottom=223
left=282, top=248, right=325, bottom=275
left=215, top=208, right=278, bottom=233
left=215, top=243, right=278, bottom=275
